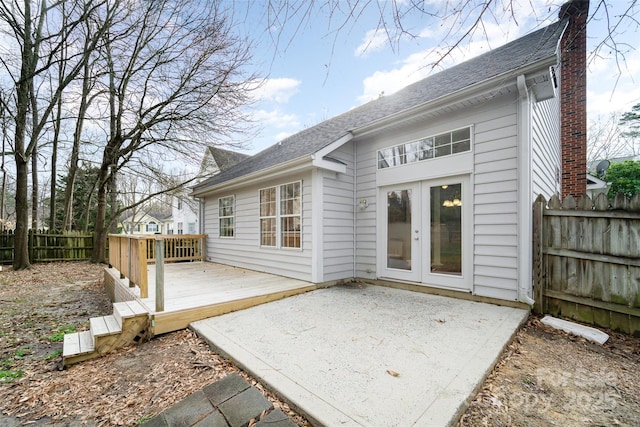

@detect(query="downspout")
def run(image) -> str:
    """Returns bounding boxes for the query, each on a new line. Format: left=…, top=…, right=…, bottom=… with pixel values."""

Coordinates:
left=517, top=74, right=535, bottom=306
left=352, top=140, right=357, bottom=279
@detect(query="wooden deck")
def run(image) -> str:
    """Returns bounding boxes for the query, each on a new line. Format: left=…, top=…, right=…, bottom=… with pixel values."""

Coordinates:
left=106, top=261, right=317, bottom=335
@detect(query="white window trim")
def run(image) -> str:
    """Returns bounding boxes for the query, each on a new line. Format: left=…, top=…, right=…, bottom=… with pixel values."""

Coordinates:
left=218, top=195, right=235, bottom=238
left=377, top=126, right=473, bottom=169
left=259, top=180, right=302, bottom=250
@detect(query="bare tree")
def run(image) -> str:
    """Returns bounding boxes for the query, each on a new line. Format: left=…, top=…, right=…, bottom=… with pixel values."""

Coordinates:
left=0, top=0, right=111, bottom=269
left=264, top=1, right=638, bottom=76
left=89, top=0, right=255, bottom=263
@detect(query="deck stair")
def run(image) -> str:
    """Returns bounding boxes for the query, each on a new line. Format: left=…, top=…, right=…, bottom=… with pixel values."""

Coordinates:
left=63, top=299, right=150, bottom=367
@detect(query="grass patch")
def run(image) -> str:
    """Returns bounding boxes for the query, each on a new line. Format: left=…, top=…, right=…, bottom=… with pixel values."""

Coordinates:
left=44, top=349, right=62, bottom=360
left=134, top=414, right=154, bottom=425
left=14, top=348, right=30, bottom=358
left=49, top=325, right=76, bottom=342
left=0, top=369, right=23, bottom=383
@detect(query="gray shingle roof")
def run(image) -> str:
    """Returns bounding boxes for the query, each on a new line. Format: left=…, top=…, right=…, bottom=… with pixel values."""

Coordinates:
left=207, top=146, right=251, bottom=172
left=194, top=19, right=565, bottom=193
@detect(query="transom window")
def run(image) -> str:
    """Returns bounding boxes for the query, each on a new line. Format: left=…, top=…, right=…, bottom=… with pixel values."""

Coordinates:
left=219, top=195, right=235, bottom=237
left=260, top=181, right=301, bottom=248
left=377, top=127, right=471, bottom=169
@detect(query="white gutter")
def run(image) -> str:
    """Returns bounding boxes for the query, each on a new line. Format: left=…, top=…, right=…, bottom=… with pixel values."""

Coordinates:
left=191, top=155, right=311, bottom=197
left=192, top=135, right=353, bottom=198
left=517, top=74, right=535, bottom=306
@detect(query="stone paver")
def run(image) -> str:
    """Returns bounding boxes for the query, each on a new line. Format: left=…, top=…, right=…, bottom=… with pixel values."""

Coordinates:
left=203, top=372, right=251, bottom=406
left=160, top=390, right=215, bottom=426
left=255, top=409, right=299, bottom=427
left=192, top=410, right=228, bottom=427
left=142, top=373, right=292, bottom=427
left=219, top=387, right=273, bottom=427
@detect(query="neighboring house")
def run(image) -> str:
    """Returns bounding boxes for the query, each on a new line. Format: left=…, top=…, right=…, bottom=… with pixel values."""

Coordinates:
left=192, top=1, right=588, bottom=304
left=172, top=147, right=249, bottom=234
left=120, top=212, right=172, bottom=235
left=586, top=155, right=640, bottom=198
left=586, top=174, right=610, bottom=199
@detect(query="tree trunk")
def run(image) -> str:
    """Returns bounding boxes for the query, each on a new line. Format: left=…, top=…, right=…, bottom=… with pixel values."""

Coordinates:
left=14, top=156, right=31, bottom=269
left=31, top=150, right=38, bottom=230
left=91, top=166, right=109, bottom=263
left=109, top=170, right=117, bottom=233
left=49, top=103, right=61, bottom=232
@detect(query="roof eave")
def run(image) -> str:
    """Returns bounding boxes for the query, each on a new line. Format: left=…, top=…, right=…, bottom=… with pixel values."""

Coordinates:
left=191, top=155, right=312, bottom=197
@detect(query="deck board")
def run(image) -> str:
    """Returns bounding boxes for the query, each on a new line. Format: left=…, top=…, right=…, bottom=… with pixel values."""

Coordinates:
left=90, top=317, right=109, bottom=337
left=104, top=315, right=121, bottom=333
left=78, top=331, right=95, bottom=353
left=111, top=261, right=316, bottom=335
left=63, top=333, right=80, bottom=357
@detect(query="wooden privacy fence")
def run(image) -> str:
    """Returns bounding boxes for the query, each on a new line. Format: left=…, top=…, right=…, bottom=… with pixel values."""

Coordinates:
left=108, top=234, right=205, bottom=306
left=0, top=230, right=93, bottom=264
left=533, top=193, right=640, bottom=336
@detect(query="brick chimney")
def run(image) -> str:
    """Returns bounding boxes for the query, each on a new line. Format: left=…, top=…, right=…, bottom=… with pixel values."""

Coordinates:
left=559, top=0, right=589, bottom=198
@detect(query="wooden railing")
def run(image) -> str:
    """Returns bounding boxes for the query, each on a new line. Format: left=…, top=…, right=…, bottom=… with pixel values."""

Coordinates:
left=108, top=234, right=205, bottom=303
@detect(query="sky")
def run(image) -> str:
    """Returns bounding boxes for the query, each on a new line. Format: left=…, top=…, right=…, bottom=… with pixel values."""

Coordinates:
left=233, top=0, right=640, bottom=155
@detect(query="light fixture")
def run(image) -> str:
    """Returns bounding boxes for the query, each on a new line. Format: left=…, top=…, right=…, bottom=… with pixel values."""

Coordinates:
left=442, top=200, right=453, bottom=207
left=441, top=185, right=448, bottom=189
left=453, top=198, right=461, bottom=207
left=358, top=199, right=368, bottom=210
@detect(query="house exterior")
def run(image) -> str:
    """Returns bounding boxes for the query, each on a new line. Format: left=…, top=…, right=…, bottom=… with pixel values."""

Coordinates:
left=120, top=212, right=173, bottom=235
left=172, top=147, right=249, bottom=234
left=192, top=1, right=588, bottom=304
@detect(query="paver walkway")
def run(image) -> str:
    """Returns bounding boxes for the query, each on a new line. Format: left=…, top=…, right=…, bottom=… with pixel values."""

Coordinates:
left=142, top=373, right=297, bottom=427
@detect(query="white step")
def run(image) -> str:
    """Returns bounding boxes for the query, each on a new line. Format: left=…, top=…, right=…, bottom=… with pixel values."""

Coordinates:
left=62, top=331, right=95, bottom=357
left=90, top=315, right=122, bottom=337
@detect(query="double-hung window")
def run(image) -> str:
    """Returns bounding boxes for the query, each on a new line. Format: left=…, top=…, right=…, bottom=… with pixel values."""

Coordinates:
left=219, top=195, right=235, bottom=237
left=260, top=181, right=301, bottom=248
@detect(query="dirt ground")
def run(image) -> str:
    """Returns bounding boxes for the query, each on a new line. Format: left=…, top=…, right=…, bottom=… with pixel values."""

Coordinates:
left=0, top=262, right=308, bottom=426
left=1, top=262, right=639, bottom=426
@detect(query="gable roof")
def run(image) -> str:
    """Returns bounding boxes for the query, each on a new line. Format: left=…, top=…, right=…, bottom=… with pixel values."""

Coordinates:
left=194, top=19, right=566, bottom=195
left=207, top=146, right=251, bottom=172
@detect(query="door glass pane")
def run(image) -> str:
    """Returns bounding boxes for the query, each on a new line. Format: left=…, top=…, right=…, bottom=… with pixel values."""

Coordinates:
left=430, top=184, right=462, bottom=276
left=387, top=190, right=412, bottom=270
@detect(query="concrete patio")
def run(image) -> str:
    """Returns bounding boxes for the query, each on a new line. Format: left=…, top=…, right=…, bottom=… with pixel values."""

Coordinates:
left=191, top=283, right=529, bottom=426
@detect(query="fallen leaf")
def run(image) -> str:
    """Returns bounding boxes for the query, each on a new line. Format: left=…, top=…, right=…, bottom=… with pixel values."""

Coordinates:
left=386, top=369, right=400, bottom=377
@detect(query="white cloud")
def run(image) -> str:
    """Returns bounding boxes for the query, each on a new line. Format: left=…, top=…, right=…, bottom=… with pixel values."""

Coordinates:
left=587, top=48, right=640, bottom=117
left=356, top=14, right=551, bottom=104
left=355, top=29, right=389, bottom=57
left=253, top=108, right=300, bottom=129
left=252, top=77, right=301, bottom=104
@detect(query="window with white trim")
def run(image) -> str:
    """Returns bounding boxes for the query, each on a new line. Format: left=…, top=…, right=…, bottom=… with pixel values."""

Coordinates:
left=377, top=127, right=471, bottom=169
left=218, top=195, right=235, bottom=237
left=177, top=222, right=183, bottom=235
left=259, top=181, right=301, bottom=248
left=259, top=187, right=277, bottom=246
left=146, top=221, right=158, bottom=233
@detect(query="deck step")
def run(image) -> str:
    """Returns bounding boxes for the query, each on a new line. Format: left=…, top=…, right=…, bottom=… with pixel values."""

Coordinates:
left=113, top=300, right=148, bottom=325
left=64, top=300, right=150, bottom=368
left=90, top=315, right=122, bottom=337
left=62, top=331, right=95, bottom=358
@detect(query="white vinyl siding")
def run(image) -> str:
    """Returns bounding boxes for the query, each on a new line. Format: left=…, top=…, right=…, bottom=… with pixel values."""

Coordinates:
left=323, top=142, right=355, bottom=282
left=472, top=95, right=519, bottom=301
left=354, top=92, right=520, bottom=300
left=203, top=172, right=313, bottom=282
left=531, top=97, right=561, bottom=199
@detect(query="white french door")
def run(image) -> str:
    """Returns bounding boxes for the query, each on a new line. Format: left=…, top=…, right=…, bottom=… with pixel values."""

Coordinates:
left=378, top=176, right=471, bottom=291
left=379, top=183, right=421, bottom=282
